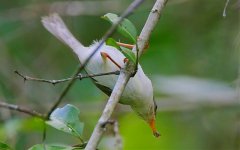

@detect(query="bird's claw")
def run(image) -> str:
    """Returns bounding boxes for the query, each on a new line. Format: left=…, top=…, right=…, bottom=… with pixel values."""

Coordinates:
left=153, top=131, right=161, bottom=138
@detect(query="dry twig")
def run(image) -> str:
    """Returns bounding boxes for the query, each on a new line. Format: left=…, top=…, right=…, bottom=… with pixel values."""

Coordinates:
left=0, top=101, right=45, bottom=119
left=15, top=70, right=120, bottom=85
left=223, top=0, right=231, bottom=17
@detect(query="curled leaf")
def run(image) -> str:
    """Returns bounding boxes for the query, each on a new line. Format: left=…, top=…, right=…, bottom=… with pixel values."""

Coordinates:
left=102, top=13, right=137, bottom=43
left=46, top=104, right=84, bottom=139
left=106, top=38, right=136, bottom=64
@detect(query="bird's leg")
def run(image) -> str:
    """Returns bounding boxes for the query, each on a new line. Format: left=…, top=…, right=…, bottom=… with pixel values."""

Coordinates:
left=116, top=42, right=134, bottom=49
left=116, top=41, right=149, bottom=50
left=101, top=52, right=122, bottom=69
left=116, top=41, right=147, bottom=77
left=101, top=41, right=146, bottom=77
left=116, top=42, right=140, bottom=77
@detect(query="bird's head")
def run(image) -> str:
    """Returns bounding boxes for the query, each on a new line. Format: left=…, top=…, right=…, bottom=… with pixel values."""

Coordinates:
left=131, top=98, right=160, bottom=137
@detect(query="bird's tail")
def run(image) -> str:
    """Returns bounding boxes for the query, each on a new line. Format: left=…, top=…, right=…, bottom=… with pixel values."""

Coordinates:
left=41, top=13, right=88, bottom=61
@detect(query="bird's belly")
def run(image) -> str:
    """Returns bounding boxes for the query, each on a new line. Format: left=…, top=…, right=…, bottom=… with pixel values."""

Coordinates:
left=118, top=97, right=133, bottom=105
left=82, top=45, right=151, bottom=107
left=84, top=48, right=125, bottom=92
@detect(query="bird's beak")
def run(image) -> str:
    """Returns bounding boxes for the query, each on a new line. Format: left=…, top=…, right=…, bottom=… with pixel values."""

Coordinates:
left=149, top=118, right=160, bottom=137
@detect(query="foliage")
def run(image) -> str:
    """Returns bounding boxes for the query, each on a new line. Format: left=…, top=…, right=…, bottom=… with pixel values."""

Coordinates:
left=103, top=13, right=137, bottom=64
left=29, top=144, right=82, bottom=150
left=106, top=38, right=136, bottom=64
left=102, top=13, right=137, bottom=43
left=0, top=142, right=13, bottom=150
left=46, top=104, right=84, bottom=140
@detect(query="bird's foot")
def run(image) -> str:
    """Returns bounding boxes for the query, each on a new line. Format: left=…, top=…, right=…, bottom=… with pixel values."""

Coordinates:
left=101, top=52, right=121, bottom=69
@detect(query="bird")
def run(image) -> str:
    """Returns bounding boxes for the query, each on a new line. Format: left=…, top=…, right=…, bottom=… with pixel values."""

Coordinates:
left=41, top=13, right=160, bottom=137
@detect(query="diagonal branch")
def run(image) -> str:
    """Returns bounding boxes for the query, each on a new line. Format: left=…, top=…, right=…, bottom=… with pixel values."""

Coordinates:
left=0, top=101, right=45, bottom=119
left=45, top=0, right=145, bottom=119
left=85, top=0, right=168, bottom=149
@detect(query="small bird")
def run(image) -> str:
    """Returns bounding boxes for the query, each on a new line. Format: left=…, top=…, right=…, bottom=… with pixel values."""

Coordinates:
left=42, top=14, right=159, bottom=137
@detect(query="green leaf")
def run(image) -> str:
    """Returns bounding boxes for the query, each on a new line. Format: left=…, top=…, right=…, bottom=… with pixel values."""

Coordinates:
left=120, top=46, right=136, bottom=64
left=46, top=104, right=84, bottom=139
left=105, top=38, right=136, bottom=64
left=102, top=13, right=137, bottom=43
left=0, top=142, right=13, bottom=150
left=106, top=38, right=121, bottom=50
left=28, top=144, right=82, bottom=150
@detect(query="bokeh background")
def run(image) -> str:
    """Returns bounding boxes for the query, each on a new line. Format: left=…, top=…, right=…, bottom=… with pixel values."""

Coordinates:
left=0, top=0, right=239, bottom=149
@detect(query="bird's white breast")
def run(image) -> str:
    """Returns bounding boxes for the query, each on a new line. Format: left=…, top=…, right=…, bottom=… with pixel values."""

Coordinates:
left=78, top=41, right=153, bottom=106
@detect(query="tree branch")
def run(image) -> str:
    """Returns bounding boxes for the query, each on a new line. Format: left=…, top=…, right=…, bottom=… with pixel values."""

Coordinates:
left=100, top=120, right=122, bottom=150
left=85, top=0, right=168, bottom=149
left=45, top=0, right=145, bottom=119
left=223, top=0, right=230, bottom=17
left=15, top=70, right=120, bottom=85
left=0, top=101, right=45, bottom=119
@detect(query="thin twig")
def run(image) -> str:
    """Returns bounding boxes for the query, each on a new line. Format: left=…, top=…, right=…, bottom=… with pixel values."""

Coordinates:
left=104, top=120, right=122, bottom=150
left=45, top=0, right=144, bottom=119
left=223, top=0, right=230, bottom=17
left=113, top=121, right=122, bottom=150
left=42, top=122, right=47, bottom=150
left=15, top=70, right=120, bottom=85
left=85, top=0, right=168, bottom=149
left=0, top=101, right=45, bottom=119
left=72, top=142, right=88, bottom=149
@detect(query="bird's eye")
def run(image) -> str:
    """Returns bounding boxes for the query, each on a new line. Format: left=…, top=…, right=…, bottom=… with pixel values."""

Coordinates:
left=154, top=104, right=157, bottom=113
left=153, top=98, right=157, bottom=115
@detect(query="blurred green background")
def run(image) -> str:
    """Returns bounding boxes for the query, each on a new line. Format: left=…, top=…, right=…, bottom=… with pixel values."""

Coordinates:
left=0, top=0, right=239, bottom=149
